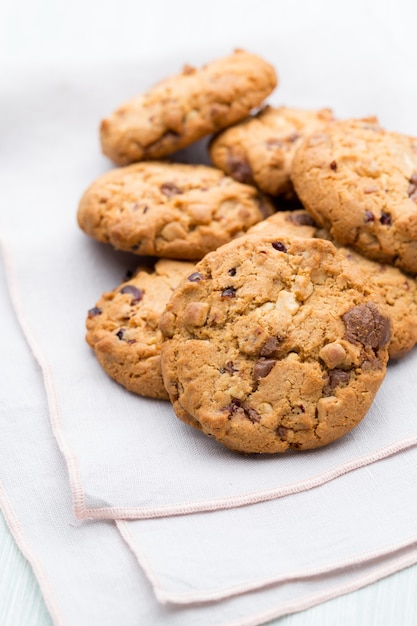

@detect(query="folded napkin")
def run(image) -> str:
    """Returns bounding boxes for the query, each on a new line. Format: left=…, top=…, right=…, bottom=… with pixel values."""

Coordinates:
left=2, top=262, right=417, bottom=626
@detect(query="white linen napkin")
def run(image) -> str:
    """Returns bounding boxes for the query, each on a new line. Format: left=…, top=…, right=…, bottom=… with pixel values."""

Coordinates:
left=2, top=258, right=417, bottom=626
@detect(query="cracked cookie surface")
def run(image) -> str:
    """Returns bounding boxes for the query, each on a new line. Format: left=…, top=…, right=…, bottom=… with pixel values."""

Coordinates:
left=291, top=118, right=417, bottom=275
left=248, top=210, right=417, bottom=359
left=209, top=106, right=334, bottom=198
left=100, top=49, right=277, bottom=165
left=86, top=259, right=194, bottom=399
left=160, top=235, right=390, bottom=453
left=77, top=162, right=274, bottom=260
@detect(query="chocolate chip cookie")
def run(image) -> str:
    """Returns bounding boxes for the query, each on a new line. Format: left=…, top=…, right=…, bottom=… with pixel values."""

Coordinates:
left=209, top=106, right=334, bottom=198
left=160, top=235, right=390, bottom=453
left=248, top=210, right=417, bottom=359
left=86, top=259, right=194, bottom=399
left=291, top=118, right=417, bottom=275
left=77, top=162, right=274, bottom=260
left=100, top=50, right=277, bottom=165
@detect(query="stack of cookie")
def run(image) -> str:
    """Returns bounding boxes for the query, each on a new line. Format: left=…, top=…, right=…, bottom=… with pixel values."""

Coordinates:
left=78, top=49, right=417, bottom=454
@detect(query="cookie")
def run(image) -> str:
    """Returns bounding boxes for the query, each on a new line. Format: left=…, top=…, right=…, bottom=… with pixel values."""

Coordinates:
left=77, top=162, right=274, bottom=260
left=209, top=106, right=334, bottom=198
left=291, top=118, right=417, bottom=275
left=100, top=50, right=277, bottom=165
left=86, top=259, right=194, bottom=399
left=248, top=210, right=417, bottom=359
left=160, top=235, right=390, bottom=453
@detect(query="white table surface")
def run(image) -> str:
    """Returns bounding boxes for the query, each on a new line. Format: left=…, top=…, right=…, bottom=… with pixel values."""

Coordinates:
left=2, top=1, right=417, bottom=624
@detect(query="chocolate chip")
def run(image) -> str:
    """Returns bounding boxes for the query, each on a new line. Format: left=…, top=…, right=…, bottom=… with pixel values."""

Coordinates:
left=322, top=369, right=351, bottom=397
left=289, top=213, right=317, bottom=227
left=228, top=267, right=237, bottom=276
left=115, top=329, right=125, bottom=340
left=342, top=303, right=391, bottom=349
left=276, top=425, right=288, bottom=439
left=130, top=243, right=141, bottom=251
left=222, top=398, right=260, bottom=423
left=253, top=358, right=276, bottom=381
left=330, top=160, right=338, bottom=171
left=260, top=336, right=282, bottom=357
left=88, top=307, right=102, bottom=318
left=380, top=211, right=392, bottom=225
left=223, top=398, right=242, bottom=415
left=142, top=205, right=149, bottom=214
left=124, top=270, right=133, bottom=281
left=188, top=272, right=204, bottom=282
left=246, top=407, right=261, bottom=423
left=220, top=361, right=239, bottom=375
left=120, top=285, right=144, bottom=304
left=221, top=287, right=236, bottom=298
left=227, top=153, right=253, bottom=184
left=160, top=182, right=183, bottom=197
left=272, top=241, right=287, bottom=252
left=364, top=210, right=375, bottom=223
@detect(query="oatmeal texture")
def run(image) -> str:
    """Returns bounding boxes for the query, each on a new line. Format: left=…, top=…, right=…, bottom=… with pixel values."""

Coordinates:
left=160, top=235, right=390, bottom=454
left=209, top=106, right=334, bottom=198
left=77, top=162, right=274, bottom=260
left=100, top=49, right=277, bottom=165
left=291, top=118, right=417, bottom=274
left=86, top=259, right=194, bottom=399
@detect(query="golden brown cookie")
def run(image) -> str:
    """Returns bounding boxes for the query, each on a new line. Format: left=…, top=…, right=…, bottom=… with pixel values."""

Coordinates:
left=209, top=106, right=334, bottom=198
left=100, top=50, right=277, bottom=165
left=291, top=118, right=417, bottom=275
left=248, top=210, right=417, bottom=359
left=77, top=162, right=274, bottom=260
left=86, top=259, right=194, bottom=399
left=160, top=235, right=390, bottom=453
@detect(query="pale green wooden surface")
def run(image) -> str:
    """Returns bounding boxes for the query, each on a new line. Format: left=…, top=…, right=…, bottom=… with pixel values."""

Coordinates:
left=2, top=508, right=417, bottom=626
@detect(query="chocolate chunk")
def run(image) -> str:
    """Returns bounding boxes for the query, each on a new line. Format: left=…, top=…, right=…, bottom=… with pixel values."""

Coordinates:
left=288, top=212, right=317, bottom=227
left=227, top=153, right=253, bottom=184
left=342, top=303, right=391, bottom=349
left=228, top=267, right=237, bottom=276
left=120, top=285, right=144, bottom=304
left=272, top=241, right=287, bottom=252
left=322, top=369, right=351, bottom=397
left=222, top=398, right=260, bottom=423
left=88, top=307, right=102, bottom=318
left=380, top=211, right=392, bottom=225
left=364, top=210, right=375, bottom=223
left=188, top=272, right=204, bottom=282
left=276, top=425, right=288, bottom=439
left=130, top=242, right=141, bottom=251
left=221, top=287, right=236, bottom=298
left=246, top=407, right=261, bottom=423
left=160, top=182, right=183, bottom=197
left=330, top=160, right=338, bottom=171
left=115, top=329, right=125, bottom=340
left=260, top=336, right=282, bottom=357
left=410, top=172, right=417, bottom=186
left=253, top=358, right=276, bottom=381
